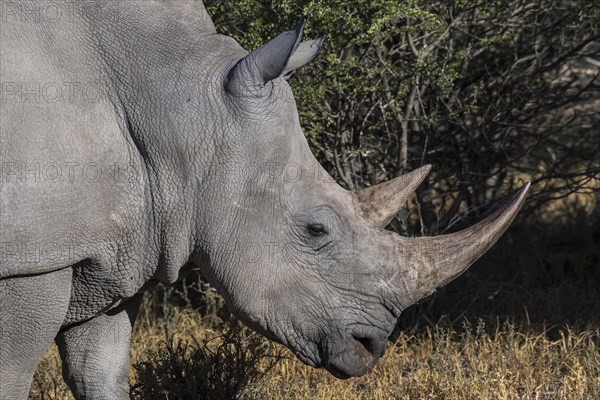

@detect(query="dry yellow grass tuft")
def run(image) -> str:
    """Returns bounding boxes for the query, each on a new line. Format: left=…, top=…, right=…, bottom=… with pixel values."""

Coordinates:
left=30, top=306, right=600, bottom=400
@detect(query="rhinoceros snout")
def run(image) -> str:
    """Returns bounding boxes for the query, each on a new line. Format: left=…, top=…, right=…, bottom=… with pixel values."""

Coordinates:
left=322, top=332, right=387, bottom=378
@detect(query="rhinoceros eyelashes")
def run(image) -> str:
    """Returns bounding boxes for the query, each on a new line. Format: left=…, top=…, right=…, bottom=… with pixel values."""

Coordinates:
left=225, top=21, right=325, bottom=95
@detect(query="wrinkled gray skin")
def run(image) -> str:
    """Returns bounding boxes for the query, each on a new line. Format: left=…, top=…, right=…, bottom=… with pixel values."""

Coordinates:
left=0, top=1, right=529, bottom=398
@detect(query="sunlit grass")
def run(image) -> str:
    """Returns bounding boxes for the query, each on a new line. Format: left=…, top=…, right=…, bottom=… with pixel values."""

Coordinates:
left=30, top=306, right=600, bottom=400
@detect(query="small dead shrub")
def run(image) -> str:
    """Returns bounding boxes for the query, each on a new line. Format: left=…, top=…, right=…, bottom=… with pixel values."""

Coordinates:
left=131, top=322, right=283, bottom=400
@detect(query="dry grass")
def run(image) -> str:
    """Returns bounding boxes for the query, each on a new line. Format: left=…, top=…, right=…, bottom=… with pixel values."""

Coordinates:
left=30, top=307, right=600, bottom=400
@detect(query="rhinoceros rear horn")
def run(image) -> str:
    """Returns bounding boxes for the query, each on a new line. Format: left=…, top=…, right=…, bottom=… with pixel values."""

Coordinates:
left=225, top=22, right=325, bottom=94
left=356, top=165, right=431, bottom=227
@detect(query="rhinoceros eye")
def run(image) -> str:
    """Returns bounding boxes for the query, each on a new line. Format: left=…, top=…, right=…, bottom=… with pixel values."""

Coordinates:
left=307, top=223, right=327, bottom=237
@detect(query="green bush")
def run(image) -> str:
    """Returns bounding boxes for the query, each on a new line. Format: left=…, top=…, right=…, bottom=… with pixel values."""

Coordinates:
left=205, top=0, right=599, bottom=234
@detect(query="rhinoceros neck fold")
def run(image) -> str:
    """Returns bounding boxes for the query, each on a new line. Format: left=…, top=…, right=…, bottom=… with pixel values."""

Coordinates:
left=82, top=2, right=235, bottom=283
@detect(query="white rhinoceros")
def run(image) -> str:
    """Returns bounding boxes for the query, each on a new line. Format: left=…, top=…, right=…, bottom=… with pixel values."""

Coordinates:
left=0, top=1, right=529, bottom=398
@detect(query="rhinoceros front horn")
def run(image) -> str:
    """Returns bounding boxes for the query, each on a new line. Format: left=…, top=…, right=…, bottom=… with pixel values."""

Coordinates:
left=357, top=168, right=530, bottom=306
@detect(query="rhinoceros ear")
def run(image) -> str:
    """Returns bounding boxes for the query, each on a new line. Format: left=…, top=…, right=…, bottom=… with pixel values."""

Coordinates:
left=225, top=22, right=323, bottom=94
left=282, top=35, right=326, bottom=80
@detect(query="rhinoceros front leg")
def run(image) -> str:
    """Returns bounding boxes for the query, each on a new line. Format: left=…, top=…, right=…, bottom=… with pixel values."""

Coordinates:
left=0, top=268, right=73, bottom=400
left=56, top=293, right=143, bottom=400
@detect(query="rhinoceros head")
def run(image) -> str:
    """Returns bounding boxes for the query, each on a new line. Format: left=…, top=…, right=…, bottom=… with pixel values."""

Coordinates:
left=194, top=23, right=529, bottom=378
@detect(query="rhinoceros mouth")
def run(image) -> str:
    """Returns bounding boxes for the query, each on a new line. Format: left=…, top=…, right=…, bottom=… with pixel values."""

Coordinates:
left=323, top=350, right=375, bottom=378
left=325, top=364, right=354, bottom=379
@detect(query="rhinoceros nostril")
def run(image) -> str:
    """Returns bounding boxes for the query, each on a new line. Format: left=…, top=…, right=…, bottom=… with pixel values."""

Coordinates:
left=353, top=335, right=377, bottom=356
left=353, top=333, right=387, bottom=360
